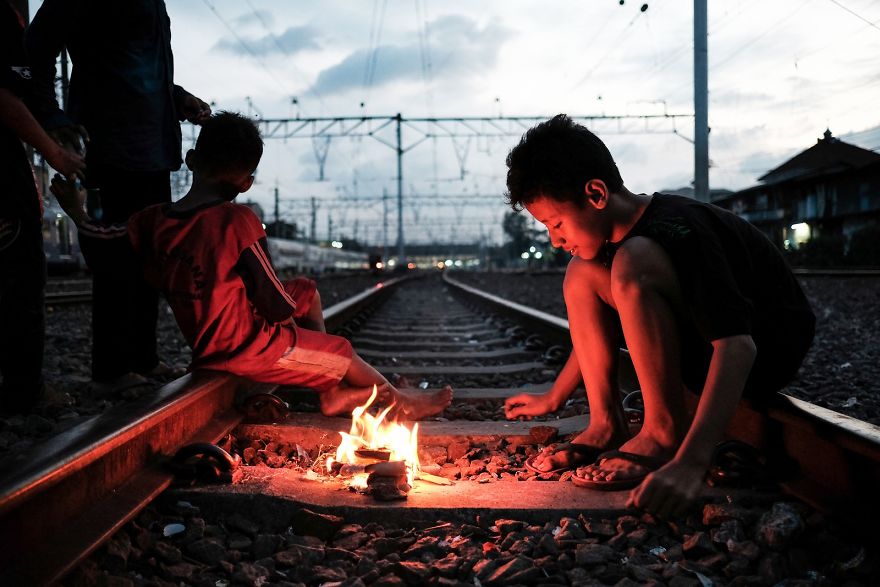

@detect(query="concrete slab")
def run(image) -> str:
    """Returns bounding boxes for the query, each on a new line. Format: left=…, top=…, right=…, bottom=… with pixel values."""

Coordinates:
left=237, top=412, right=587, bottom=447
left=352, top=337, right=509, bottom=349
left=355, top=328, right=498, bottom=339
left=169, top=468, right=633, bottom=526
left=377, top=362, right=546, bottom=376
left=357, top=347, right=535, bottom=360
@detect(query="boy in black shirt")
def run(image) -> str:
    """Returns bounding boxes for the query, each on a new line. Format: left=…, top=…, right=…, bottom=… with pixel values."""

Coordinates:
left=503, top=115, right=814, bottom=517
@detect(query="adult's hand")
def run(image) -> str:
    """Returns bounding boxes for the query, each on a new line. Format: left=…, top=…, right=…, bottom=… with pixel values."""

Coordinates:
left=504, top=392, right=557, bottom=420
left=182, top=94, right=211, bottom=124
left=45, top=143, right=86, bottom=181
left=49, top=124, right=89, bottom=155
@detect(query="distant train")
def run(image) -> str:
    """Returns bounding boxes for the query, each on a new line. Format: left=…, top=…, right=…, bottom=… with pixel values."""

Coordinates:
left=42, top=203, right=369, bottom=275
left=267, top=237, right=370, bottom=273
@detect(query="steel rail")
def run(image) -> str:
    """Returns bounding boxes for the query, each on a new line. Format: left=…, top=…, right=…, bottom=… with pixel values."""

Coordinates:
left=442, top=271, right=880, bottom=521
left=0, top=276, right=403, bottom=585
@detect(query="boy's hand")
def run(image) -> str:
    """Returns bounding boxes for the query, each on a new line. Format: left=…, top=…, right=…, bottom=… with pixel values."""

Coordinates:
left=505, top=393, right=557, bottom=420
left=49, top=173, right=88, bottom=226
left=182, top=95, right=211, bottom=124
left=626, top=458, right=705, bottom=519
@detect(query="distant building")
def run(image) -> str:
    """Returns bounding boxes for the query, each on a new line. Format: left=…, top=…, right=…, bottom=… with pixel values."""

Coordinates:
left=714, top=130, right=880, bottom=250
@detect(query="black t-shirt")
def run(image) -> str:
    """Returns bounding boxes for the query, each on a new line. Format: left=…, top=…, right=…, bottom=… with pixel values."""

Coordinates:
left=0, top=2, right=41, bottom=224
left=616, top=193, right=815, bottom=348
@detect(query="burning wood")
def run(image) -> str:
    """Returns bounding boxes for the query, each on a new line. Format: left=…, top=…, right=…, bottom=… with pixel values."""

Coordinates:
left=327, top=385, right=421, bottom=499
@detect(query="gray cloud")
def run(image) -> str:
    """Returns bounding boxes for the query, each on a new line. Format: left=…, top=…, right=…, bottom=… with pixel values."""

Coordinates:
left=214, top=26, right=321, bottom=56
left=310, top=15, right=512, bottom=95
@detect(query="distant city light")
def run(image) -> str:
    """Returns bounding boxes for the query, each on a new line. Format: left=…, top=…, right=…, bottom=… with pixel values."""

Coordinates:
left=529, top=246, right=536, bottom=253
left=534, top=251, right=543, bottom=259
left=407, top=262, right=416, bottom=269
left=331, top=240, right=343, bottom=248
left=388, top=259, right=396, bottom=267
left=437, top=261, right=445, bottom=269
left=520, top=252, right=530, bottom=259
left=375, top=262, right=384, bottom=269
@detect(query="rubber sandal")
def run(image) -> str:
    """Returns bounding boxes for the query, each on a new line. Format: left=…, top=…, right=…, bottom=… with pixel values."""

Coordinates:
left=524, top=443, right=604, bottom=475
left=571, top=449, right=668, bottom=491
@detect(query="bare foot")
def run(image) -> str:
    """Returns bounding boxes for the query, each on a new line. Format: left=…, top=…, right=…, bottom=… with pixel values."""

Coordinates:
left=318, top=385, right=376, bottom=417
left=391, top=385, right=453, bottom=420
left=575, top=433, right=675, bottom=483
left=531, top=426, right=630, bottom=472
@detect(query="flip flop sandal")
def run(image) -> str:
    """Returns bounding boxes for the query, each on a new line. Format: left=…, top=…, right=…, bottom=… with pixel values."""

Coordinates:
left=571, top=449, right=668, bottom=491
left=524, top=443, right=604, bottom=475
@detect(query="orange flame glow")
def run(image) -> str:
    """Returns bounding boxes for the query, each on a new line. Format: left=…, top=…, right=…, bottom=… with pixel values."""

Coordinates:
left=327, top=385, right=421, bottom=487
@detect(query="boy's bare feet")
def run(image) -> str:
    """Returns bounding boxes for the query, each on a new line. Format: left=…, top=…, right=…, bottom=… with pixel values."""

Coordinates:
left=574, top=433, right=675, bottom=484
left=318, top=385, right=376, bottom=417
left=391, top=385, right=453, bottom=420
left=530, top=425, right=629, bottom=472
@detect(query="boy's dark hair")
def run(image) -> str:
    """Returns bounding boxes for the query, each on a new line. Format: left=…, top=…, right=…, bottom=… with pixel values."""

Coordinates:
left=505, top=114, right=624, bottom=210
left=193, top=111, right=263, bottom=176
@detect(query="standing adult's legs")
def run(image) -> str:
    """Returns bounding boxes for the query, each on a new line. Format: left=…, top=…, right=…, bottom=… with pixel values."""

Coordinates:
left=87, top=165, right=170, bottom=381
left=0, top=218, right=46, bottom=412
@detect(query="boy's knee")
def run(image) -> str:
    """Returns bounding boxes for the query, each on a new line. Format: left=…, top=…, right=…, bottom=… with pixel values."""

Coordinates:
left=610, top=237, right=675, bottom=300
left=563, top=258, right=609, bottom=300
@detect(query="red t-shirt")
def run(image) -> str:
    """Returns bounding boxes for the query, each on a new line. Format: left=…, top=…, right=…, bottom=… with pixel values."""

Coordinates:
left=128, top=201, right=294, bottom=375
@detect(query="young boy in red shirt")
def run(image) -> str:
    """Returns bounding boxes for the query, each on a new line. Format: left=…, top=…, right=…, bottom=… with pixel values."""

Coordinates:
left=54, top=112, right=451, bottom=418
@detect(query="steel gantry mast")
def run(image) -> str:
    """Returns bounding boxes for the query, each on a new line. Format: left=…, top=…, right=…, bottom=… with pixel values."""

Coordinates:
left=253, top=112, right=693, bottom=262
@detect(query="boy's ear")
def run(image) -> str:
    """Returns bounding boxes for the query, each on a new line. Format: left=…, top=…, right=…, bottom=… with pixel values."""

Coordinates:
left=584, top=179, right=609, bottom=209
left=239, top=175, right=255, bottom=193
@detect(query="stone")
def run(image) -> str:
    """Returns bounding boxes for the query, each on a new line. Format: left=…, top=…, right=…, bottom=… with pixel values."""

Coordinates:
left=485, top=556, right=533, bottom=584
left=233, top=561, right=271, bottom=586
left=726, top=539, right=761, bottom=561
left=682, top=532, right=716, bottom=558
left=473, top=558, right=501, bottom=582
left=446, top=440, right=470, bottom=462
left=402, top=536, right=446, bottom=561
left=153, top=541, right=182, bottom=564
left=225, top=512, right=259, bottom=536
left=289, top=508, right=344, bottom=541
left=252, top=533, right=283, bottom=559
left=373, top=573, right=406, bottom=586
left=228, top=533, right=252, bottom=550
left=702, top=503, right=756, bottom=526
left=311, top=565, right=349, bottom=583
left=160, top=561, right=200, bottom=581
left=575, top=543, right=616, bottom=566
left=528, top=426, right=558, bottom=444
left=432, top=554, right=462, bottom=577
left=325, top=546, right=360, bottom=564
left=757, top=552, right=787, bottom=584
left=104, top=534, right=132, bottom=572
left=538, top=533, right=560, bottom=555
left=583, top=519, right=617, bottom=537
left=616, top=515, right=641, bottom=534
left=186, top=538, right=227, bottom=566
left=754, top=502, right=804, bottom=550
left=420, top=445, right=448, bottom=465
left=495, top=519, right=527, bottom=535
left=274, top=544, right=325, bottom=567
left=627, top=528, right=649, bottom=546
left=711, top=520, right=745, bottom=545
left=395, top=560, right=431, bottom=584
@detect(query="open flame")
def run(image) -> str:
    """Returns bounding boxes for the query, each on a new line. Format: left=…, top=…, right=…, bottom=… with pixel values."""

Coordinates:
left=327, top=385, right=421, bottom=487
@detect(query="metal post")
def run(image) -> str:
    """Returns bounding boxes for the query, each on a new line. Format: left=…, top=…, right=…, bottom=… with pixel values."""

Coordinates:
left=60, top=48, right=69, bottom=111
left=694, top=0, right=709, bottom=202
left=310, top=196, right=316, bottom=243
left=382, top=188, right=389, bottom=260
left=274, top=186, right=280, bottom=237
left=395, top=113, right=406, bottom=266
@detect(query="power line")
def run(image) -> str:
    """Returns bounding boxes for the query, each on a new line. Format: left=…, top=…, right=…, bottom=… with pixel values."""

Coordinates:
left=827, top=0, right=880, bottom=32
left=200, top=0, right=292, bottom=94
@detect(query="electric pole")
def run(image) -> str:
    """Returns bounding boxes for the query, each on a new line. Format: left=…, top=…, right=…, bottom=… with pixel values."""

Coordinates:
left=694, top=0, right=709, bottom=202
left=395, top=113, right=406, bottom=266
left=310, top=196, right=317, bottom=243
left=273, top=185, right=280, bottom=237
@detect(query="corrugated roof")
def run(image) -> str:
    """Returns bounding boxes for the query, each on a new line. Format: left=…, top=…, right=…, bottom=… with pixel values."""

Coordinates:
left=759, top=129, right=880, bottom=185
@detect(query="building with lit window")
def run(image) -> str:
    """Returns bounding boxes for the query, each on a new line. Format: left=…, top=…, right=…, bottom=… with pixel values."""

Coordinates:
left=713, top=130, right=880, bottom=252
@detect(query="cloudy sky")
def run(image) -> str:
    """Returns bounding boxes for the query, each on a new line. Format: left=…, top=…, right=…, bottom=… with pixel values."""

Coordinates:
left=34, top=0, right=880, bottom=246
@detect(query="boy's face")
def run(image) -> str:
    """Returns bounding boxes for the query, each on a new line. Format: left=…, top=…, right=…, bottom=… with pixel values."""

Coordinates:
left=525, top=194, right=607, bottom=261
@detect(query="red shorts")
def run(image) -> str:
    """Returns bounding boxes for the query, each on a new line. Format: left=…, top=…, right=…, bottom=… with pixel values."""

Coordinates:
left=257, top=278, right=353, bottom=392
left=285, top=278, right=317, bottom=319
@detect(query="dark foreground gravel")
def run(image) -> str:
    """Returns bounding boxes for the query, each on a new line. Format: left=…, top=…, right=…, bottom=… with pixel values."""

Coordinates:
left=451, top=270, right=880, bottom=426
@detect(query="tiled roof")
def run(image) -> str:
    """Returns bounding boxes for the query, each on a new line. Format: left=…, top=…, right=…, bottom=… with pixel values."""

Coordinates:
left=759, top=129, right=880, bottom=185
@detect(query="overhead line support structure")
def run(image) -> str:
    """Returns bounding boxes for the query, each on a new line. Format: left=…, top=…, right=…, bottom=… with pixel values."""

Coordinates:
left=252, top=113, right=693, bottom=258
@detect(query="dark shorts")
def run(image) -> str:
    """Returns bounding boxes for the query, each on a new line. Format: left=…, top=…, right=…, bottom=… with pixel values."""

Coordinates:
left=680, top=312, right=816, bottom=398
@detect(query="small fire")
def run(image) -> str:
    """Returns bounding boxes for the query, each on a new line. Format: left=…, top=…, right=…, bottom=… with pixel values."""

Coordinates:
left=327, top=385, right=421, bottom=487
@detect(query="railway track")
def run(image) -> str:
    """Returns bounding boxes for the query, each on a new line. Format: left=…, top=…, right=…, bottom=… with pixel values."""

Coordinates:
left=3, top=273, right=878, bottom=584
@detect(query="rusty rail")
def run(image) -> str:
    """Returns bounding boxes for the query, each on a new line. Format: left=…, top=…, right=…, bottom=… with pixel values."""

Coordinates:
left=0, top=276, right=403, bottom=585
left=443, top=271, right=880, bottom=521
